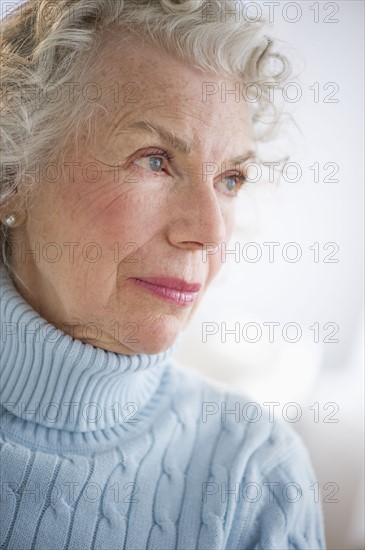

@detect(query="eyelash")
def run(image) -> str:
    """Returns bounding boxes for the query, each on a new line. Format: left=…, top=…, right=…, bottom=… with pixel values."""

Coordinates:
left=132, top=148, right=247, bottom=195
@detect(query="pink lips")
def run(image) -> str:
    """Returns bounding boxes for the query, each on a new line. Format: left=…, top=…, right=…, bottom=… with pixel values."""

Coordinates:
left=128, top=276, right=201, bottom=306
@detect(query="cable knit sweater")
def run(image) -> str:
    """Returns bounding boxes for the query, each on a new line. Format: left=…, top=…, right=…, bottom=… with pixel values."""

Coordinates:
left=0, top=264, right=326, bottom=550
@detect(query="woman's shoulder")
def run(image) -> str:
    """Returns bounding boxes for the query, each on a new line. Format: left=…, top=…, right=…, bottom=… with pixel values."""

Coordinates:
left=167, top=357, right=312, bottom=473
left=167, top=358, right=326, bottom=548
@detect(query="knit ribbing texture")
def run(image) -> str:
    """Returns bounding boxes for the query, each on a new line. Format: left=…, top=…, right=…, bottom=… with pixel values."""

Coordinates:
left=0, top=265, right=326, bottom=549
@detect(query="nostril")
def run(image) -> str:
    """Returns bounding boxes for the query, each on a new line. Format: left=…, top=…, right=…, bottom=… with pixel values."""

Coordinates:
left=180, top=241, right=205, bottom=251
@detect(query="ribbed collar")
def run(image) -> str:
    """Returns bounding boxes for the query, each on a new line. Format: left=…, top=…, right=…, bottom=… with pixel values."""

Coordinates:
left=0, top=264, right=179, bottom=443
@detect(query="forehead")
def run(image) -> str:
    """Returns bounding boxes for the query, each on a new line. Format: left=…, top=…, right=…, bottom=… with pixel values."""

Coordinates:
left=90, top=30, right=252, bottom=149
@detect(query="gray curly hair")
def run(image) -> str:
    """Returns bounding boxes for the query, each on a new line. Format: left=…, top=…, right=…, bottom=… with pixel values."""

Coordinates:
left=0, top=0, right=291, bottom=267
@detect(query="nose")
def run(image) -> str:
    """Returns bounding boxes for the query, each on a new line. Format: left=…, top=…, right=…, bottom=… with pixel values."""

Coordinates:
left=166, top=174, right=227, bottom=251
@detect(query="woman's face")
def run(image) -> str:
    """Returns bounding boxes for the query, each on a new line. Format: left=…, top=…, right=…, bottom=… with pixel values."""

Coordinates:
left=12, top=34, right=253, bottom=354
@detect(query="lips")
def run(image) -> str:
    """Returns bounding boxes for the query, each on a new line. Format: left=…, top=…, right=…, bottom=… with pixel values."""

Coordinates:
left=134, top=276, right=201, bottom=292
left=128, top=276, right=202, bottom=307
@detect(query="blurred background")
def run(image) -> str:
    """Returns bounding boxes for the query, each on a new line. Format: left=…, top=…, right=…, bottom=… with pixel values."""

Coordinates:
left=1, top=1, right=364, bottom=548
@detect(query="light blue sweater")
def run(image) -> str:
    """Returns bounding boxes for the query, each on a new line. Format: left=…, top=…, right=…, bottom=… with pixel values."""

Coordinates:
left=0, top=264, right=326, bottom=549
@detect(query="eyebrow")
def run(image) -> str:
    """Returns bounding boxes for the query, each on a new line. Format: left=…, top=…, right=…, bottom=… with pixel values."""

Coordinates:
left=114, top=117, right=255, bottom=165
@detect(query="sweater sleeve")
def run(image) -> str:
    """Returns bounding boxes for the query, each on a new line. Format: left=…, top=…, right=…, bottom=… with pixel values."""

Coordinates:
left=225, top=419, right=327, bottom=549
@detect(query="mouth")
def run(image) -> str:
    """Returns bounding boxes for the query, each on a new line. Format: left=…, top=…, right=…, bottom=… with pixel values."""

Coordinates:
left=128, top=276, right=201, bottom=307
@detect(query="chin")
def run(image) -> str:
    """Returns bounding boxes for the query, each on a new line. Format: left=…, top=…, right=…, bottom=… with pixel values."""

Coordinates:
left=124, top=323, right=180, bottom=356
left=128, top=336, right=177, bottom=356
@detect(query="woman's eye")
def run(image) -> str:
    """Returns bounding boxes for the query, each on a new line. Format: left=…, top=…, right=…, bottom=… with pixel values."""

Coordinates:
left=133, top=155, right=167, bottom=173
left=217, top=174, right=246, bottom=196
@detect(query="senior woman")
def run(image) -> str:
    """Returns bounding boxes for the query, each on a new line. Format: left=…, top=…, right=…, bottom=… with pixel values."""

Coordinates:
left=0, top=1, right=326, bottom=549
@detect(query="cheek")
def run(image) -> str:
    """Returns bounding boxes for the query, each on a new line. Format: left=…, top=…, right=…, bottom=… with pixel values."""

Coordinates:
left=56, top=170, right=164, bottom=242
left=207, top=204, right=235, bottom=277
left=92, top=190, right=165, bottom=250
left=24, top=178, right=163, bottom=273
left=215, top=202, right=235, bottom=259
left=225, top=217, right=235, bottom=245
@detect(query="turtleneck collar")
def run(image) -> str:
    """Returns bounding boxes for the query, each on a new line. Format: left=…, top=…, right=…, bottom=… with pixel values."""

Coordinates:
left=0, top=264, right=180, bottom=447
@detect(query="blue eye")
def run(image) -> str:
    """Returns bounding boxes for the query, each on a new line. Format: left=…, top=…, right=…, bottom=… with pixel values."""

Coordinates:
left=133, top=149, right=174, bottom=175
left=225, top=176, right=237, bottom=191
left=218, top=174, right=247, bottom=197
left=134, top=155, right=165, bottom=173
left=148, top=156, right=164, bottom=172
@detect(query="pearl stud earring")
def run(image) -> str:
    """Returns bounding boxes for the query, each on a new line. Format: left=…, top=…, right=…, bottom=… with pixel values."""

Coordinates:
left=4, top=214, right=16, bottom=227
